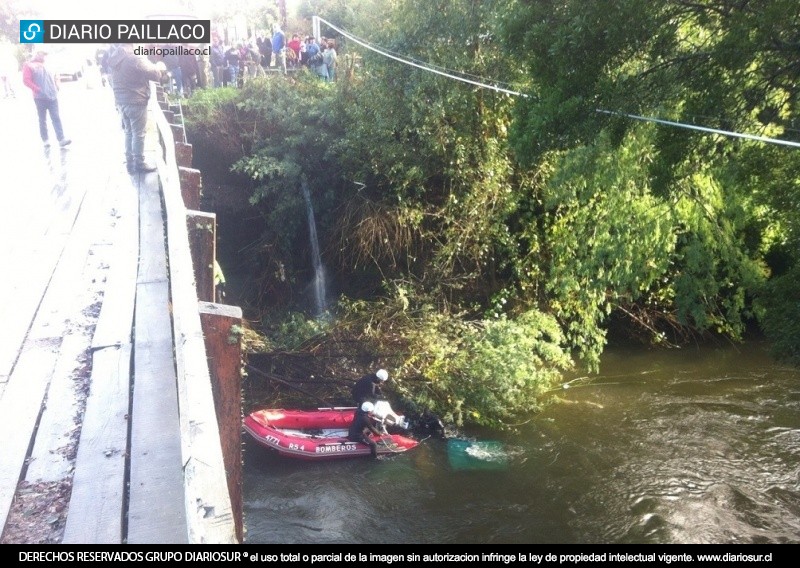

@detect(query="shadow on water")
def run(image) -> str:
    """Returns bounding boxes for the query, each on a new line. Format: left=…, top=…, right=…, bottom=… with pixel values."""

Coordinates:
left=242, top=342, right=800, bottom=544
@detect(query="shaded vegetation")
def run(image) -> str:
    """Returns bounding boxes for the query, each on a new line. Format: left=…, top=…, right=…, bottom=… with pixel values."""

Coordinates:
left=185, top=0, right=800, bottom=428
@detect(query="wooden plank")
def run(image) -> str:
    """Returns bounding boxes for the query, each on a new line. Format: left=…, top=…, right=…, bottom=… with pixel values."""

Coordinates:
left=25, top=332, right=90, bottom=483
left=170, top=123, right=185, bottom=144
left=91, top=173, right=139, bottom=350
left=31, top=166, right=136, bottom=482
left=199, top=302, right=244, bottom=543
left=0, top=157, right=99, bottom=531
left=127, top=279, right=187, bottom=545
left=137, top=171, right=168, bottom=284
left=0, top=242, right=63, bottom=383
left=0, top=169, right=87, bottom=381
left=0, top=341, right=60, bottom=533
left=187, top=210, right=216, bottom=303
left=125, top=170, right=187, bottom=545
left=61, top=345, right=131, bottom=544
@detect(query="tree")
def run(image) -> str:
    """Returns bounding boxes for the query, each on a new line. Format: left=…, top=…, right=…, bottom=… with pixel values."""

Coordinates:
left=1, top=0, right=36, bottom=44
left=503, top=0, right=798, bottom=366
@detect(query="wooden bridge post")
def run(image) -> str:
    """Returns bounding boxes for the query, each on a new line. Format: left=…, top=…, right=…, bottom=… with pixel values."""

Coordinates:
left=187, top=211, right=216, bottom=303
left=175, top=142, right=193, bottom=169
left=198, top=302, right=244, bottom=544
left=179, top=167, right=203, bottom=210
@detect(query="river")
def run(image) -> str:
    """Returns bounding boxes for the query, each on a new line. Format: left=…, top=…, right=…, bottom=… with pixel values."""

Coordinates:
left=241, top=341, right=800, bottom=544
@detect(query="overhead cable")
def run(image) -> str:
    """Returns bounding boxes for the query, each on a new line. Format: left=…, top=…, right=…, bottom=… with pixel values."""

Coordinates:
left=316, top=17, right=528, bottom=98
left=317, top=17, right=800, bottom=149
left=596, top=109, right=800, bottom=149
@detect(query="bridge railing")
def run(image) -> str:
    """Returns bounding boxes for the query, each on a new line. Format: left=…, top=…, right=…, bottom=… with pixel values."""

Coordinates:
left=150, top=83, right=242, bottom=544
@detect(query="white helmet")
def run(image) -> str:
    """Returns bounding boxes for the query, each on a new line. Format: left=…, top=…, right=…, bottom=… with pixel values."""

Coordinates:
left=361, top=401, right=375, bottom=413
left=376, top=369, right=389, bottom=382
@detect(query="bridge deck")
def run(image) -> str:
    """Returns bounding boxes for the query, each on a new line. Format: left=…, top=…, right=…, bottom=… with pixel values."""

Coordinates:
left=0, top=81, right=207, bottom=543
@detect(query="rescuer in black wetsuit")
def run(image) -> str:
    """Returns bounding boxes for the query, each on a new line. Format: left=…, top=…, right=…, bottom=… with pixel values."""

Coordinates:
left=351, top=369, right=389, bottom=405
left=348, top=401, right=382, bottom=459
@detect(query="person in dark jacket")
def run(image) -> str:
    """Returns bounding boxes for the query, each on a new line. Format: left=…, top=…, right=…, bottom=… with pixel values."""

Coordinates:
left=107, top=44, right=165, bottom=173
left=210, top=39, right=225, bottom=87
left=351, top=369, right=389, bottom=405
left=348, top=402, right=382, bottom=459
left=161, top=47, right=182, bottom=97
left=224, top=45, right=241, bottom=87
left=257, top=35, right=272, bottom=69
left=178, top=49, right=199, bottom=97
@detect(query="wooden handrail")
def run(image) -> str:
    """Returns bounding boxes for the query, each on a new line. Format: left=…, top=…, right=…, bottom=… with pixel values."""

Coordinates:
left=149, top=84, right=238, bottom=544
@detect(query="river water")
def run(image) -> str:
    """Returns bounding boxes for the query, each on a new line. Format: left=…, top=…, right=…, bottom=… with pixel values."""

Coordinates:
left=241, top=342, right=800, bottom=544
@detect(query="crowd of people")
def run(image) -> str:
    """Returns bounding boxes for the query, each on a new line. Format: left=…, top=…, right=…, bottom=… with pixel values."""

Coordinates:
left=209, top=26, right=339, bottom=88
left=87, top=24, right=341, bottom=99
left=16, top=23, right=340, bottom=172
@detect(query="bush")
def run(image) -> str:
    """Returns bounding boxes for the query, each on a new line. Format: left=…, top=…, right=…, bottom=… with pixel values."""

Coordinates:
left=758, top=264, right=800, bottom=365
left=401, top=308, right=572, bottom=428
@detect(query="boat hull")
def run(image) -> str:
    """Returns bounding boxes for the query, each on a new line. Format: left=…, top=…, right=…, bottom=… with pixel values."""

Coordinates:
left=243, top=407, right=420, bottom=460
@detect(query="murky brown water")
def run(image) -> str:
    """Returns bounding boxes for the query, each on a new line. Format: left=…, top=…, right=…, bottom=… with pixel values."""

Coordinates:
left=242, top=342, right=800, bottom=544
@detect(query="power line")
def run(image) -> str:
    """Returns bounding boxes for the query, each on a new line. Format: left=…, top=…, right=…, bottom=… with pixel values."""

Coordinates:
left=316, top=16, right=528, bottom=98
left=316, top=17, right=800, bottom=150
left=596, top=109, right=800, bottom=149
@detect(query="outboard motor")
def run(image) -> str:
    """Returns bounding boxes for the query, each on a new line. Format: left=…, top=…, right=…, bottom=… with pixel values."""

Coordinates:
left=372, top=400, right=411, bottom=430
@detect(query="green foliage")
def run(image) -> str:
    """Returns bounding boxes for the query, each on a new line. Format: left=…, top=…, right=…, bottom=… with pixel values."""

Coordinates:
left=184, top=75, right=345, bottom=307
left=505, top=0, right=800, bottom=165
left=331, top=0, right=530, bottom=307
left=408, top=309, right=571, bottom=429
left=757, top=264, right=800, bottom=365
left=670, top=170, right=767, bottom=337
left=338, top=285, right=571, bottom=428
left=539, top=125, right=770, bottom=370
left=183, top=87, right=253, bottom=177
left=542, top=129, right=677, bottom=369
left=229, top=75, right=340, bottom=197
left=183, top=87, right=240, bottom=128
left=263, top=311, right=333, bottom=351
left=503, top=0, right=793, bottom=364
left=185, top=0, right=800, bottom=431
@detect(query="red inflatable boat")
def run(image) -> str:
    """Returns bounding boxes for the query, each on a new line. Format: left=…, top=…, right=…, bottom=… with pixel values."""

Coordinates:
left=243, top=404, right=420, bottom=460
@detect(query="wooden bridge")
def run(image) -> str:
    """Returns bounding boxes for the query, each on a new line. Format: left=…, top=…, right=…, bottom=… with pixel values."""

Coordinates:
left=0, top=80, right=242, bottom=544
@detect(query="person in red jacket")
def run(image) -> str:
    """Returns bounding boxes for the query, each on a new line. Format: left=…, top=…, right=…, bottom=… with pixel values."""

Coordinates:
left=286, top=34, right=302, bottom=69
left=22, top=49, right=71, bottom=147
